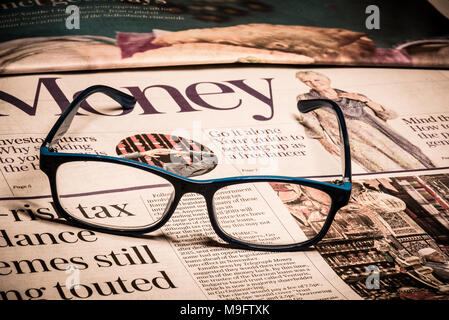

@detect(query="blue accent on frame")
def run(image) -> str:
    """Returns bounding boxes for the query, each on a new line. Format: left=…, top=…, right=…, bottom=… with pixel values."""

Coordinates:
left=40, top=85, right=352, bottom=251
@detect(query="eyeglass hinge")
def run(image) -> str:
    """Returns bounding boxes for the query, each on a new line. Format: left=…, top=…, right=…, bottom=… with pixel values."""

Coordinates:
left=333, top=179, right=347, bottom=185
left=334, top=177, right=350, bottom=185
left=46, top=143, right=58, bottom=153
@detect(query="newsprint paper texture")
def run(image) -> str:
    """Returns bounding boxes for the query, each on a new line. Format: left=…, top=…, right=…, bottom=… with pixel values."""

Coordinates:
left=1, top=66, right=449, bottom=300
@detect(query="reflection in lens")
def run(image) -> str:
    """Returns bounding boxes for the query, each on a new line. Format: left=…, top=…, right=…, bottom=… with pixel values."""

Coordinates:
left=213, top=182, right=332, bottom=246
left=56, top=161, right=175, bottom=230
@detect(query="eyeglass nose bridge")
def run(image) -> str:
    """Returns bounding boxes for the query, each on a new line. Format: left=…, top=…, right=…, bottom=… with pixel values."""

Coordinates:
left=177, top=179, right=214, bottom=197
left=171, top=181, right=216, bottom=224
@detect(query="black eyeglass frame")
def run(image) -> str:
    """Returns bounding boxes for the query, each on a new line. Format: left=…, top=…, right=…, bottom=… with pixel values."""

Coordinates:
left=40, top=85, right=352, bottom=252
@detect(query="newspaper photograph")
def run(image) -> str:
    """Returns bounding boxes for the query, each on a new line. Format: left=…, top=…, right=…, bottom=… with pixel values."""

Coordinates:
left=0, top=66, right=449, bottom=300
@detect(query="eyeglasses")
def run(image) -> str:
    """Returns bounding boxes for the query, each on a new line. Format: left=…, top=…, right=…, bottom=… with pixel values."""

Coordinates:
left=40, top=85, right=351, bottom=251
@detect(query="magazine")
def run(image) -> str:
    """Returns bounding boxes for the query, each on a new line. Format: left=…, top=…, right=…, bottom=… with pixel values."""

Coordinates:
left=0, top=0, right=448, bottom=74
left=1, top=65, right=449, bottom=300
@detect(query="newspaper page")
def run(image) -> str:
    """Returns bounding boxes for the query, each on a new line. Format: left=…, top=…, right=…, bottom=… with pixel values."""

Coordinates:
left=1, top=66, right=449, bottom=300
left=1, top=0, right=449, bottom=75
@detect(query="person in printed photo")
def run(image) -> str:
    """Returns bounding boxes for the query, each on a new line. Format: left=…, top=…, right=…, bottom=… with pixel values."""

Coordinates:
left=116, top=133, right=218, bottom=178
left=296, top=71, right=436, bottom=172
left=418, top=247, right=449, bottom=282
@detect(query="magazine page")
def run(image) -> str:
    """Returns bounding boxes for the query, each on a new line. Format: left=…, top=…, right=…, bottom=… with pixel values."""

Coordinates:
left=0, top=0, right=448, bottom=75
left=1, top=66, right=449, bottom=300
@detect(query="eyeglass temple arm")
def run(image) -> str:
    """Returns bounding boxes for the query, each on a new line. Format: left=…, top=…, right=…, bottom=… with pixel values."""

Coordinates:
left=297, top=99, right=351, bottom=183
left=42, top=85, right=136, bottom=150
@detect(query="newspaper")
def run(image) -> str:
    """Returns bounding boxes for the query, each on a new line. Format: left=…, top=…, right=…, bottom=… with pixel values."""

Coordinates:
left=1, top=0, right=449, bottom=75
left=1, top=66, right=449, bottom=300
